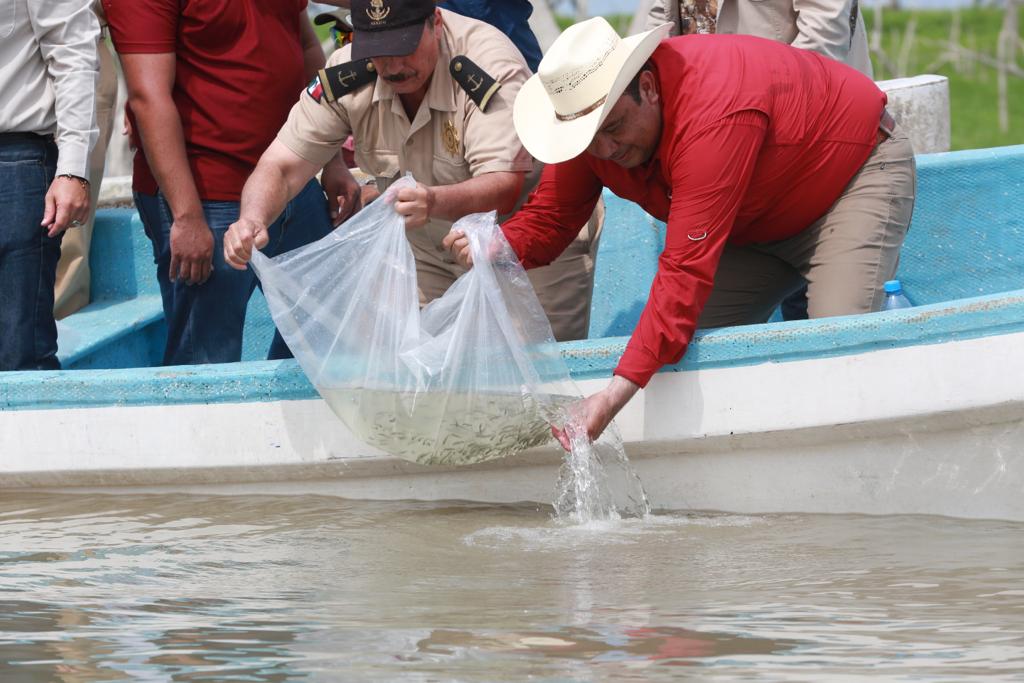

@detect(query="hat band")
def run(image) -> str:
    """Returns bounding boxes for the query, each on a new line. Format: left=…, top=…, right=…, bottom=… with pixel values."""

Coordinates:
left=555, top=95, right=607, bottom=122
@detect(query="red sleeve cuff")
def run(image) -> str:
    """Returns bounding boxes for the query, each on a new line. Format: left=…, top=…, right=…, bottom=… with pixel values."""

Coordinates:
left=613, top=346, right=664, bottom=389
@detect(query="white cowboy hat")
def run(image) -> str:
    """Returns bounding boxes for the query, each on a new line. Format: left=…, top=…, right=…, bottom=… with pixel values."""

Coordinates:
left=513, top=18, right=672, bottom=165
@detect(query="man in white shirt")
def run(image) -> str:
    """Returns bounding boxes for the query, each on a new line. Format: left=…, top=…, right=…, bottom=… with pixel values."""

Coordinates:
left=0, top=0, right=99, bottom=370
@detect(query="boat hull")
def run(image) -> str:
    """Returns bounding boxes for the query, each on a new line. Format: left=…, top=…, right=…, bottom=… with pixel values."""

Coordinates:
left=6, top=330, right=1022, bottom=520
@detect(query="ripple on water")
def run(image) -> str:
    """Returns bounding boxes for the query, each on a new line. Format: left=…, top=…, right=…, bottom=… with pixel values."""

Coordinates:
left=463, top=512, right=767, bottom=551
left=0, top=493, right=1021, bottom=682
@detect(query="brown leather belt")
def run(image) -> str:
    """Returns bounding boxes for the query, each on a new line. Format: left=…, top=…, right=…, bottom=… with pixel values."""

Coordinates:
left=876, top=108, right=896, bottom=146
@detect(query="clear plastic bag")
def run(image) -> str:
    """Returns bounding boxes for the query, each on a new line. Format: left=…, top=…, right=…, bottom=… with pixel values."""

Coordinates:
left=250, top=176, right=578, bottom=466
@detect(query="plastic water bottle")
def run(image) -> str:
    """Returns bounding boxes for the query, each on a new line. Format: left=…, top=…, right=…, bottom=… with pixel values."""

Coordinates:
left=882, top=279, right=913, bottom=310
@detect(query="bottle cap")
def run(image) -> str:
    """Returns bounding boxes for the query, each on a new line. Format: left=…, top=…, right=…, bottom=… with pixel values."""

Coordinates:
left=883, top=280, right=902, bottom=294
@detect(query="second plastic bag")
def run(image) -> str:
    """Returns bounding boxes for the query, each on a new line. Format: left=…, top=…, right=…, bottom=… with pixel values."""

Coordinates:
left=250, top=176, right=579, bottom=466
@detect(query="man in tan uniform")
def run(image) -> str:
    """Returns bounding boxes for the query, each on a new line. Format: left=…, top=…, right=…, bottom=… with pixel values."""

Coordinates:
left=646, top=0, right=873, bottom=77
left=223, top=0, right=597, bottom=341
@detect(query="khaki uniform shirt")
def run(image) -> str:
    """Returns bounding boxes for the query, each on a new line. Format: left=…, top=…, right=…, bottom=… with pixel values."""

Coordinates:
left=0, top=0, right=100, bottom=177
left=646, top=0, right=873, bottom=78
left=277, top=9, right=534, bottom=246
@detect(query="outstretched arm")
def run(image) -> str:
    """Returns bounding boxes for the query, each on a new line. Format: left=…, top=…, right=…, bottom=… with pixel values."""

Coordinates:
left=223, top=140, right=322, bottom=269
left=443, top=157, right=602, bottom=269
left=570, top=111, right=768, bottom=447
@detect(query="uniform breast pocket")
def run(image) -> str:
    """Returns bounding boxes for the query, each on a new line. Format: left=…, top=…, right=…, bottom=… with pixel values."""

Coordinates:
left=429, top=116, right=470, bottom=185
left=0, top=0, right=15, bottom=39
left=431, top=154, right=471, bottom=188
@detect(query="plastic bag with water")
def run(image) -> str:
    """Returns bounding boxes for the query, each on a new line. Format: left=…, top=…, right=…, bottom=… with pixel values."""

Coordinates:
left=250, top=176, right=648, bottom=517
left=249, top=176, right=571, bottom=463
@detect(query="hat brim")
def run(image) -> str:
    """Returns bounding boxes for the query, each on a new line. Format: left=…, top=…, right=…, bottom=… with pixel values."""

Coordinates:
left=315, top=12, right=353, bottom=33
left=351, top=21, right=426, bottom=60
left=513, top=23, right=672, bottom=165
left=313, top=11, right=346, bottom=26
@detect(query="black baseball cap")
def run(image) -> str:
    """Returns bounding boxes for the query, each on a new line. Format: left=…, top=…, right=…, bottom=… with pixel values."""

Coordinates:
left=350, top=0, right=436, bottom=60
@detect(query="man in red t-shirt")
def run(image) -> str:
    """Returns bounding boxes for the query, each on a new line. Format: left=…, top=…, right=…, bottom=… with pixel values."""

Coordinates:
left=444, top=18, right=916, bottom=446
left=104, top=0, right=337, bottom=365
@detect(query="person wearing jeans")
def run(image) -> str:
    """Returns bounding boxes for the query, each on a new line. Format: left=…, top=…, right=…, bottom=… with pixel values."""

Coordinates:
left=105, top=0, right=334, bottom=365
left=0, top=138, right=63, bottom=370
left=0, top=0, right=99, bottom=371
left=134, top=179, right=332, bottom=364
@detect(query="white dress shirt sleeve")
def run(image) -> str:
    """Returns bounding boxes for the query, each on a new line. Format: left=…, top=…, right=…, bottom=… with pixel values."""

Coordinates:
left=29, top=0, right=100, bottom=178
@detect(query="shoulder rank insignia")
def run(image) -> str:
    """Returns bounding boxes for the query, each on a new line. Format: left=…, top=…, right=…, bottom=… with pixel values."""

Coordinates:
left=314, top=58, right=377, bottom=104
left=449, top=56, right=501, bottom=112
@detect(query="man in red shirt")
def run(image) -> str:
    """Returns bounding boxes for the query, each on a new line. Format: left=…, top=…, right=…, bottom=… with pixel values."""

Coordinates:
left=445, top=18, right=916, bottom=446
left=104, top=0, right=335, bottom=365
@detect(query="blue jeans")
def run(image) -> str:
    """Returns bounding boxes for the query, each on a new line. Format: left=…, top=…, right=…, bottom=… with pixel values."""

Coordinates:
left=0, top=134, right=62, bottom=371
left=134, top=179, right=333, bottom=365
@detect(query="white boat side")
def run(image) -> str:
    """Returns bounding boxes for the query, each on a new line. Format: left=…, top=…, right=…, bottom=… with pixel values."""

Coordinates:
left=4, top=325, right=1022, bottom=520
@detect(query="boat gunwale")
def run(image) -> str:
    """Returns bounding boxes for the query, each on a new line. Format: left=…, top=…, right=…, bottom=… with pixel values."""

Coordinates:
left=3, top=287, right=1023, bottom=412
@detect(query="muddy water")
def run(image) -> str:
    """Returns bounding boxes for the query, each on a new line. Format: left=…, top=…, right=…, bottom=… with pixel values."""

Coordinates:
left=1, top=492, right=1022, bottom=681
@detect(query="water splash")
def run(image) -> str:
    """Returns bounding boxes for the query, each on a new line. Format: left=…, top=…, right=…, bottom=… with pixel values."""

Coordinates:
left=551, top=408, right=651, bottom=524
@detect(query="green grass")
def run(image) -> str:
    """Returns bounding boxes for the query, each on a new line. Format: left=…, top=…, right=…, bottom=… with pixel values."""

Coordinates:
left=864, top=8, right=1024, bottom=150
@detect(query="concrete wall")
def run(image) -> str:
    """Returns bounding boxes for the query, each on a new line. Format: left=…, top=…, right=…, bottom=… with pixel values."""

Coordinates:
left=877, top=74, right=952, bottom=154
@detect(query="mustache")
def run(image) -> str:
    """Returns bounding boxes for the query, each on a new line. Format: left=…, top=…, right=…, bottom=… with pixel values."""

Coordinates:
left=384, top=72, right=414, bottom=83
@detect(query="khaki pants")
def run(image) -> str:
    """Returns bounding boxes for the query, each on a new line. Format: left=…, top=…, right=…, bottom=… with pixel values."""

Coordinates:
left=411, top=201, right=604, bottom=342
left=54, top=37, right=118, bottom=320
left=698, top=123, right=916, bottom=328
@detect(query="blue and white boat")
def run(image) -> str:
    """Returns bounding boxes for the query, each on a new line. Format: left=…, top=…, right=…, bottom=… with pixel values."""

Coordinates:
left=2, top=145, right=1023, bottom=520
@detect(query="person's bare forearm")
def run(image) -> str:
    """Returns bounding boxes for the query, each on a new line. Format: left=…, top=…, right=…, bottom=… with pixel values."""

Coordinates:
left=129, top=94, right=202, bottom=221
left=238, top=162, right=294, bottom=229
left=225, top=141, right=322, bottom=268
left=239, top=140, right=322, bottom=228
left=430, top=171, right=523, bottom=221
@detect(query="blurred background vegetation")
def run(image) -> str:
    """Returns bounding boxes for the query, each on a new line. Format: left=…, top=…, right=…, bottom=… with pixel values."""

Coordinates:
left=862, top=7, right=1023, bottom=149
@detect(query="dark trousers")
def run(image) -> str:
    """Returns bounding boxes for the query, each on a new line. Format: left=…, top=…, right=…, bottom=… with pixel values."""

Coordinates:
left=134, top=179, right=334, bottom=366
left=0, top=134, right=62, bottom=371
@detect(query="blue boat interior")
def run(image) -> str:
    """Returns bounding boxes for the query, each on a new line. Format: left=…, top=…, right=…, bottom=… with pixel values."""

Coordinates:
left=3, top=145, right=1023, bottom=410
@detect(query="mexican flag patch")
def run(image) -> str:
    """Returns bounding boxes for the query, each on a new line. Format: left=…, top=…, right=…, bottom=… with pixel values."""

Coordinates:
left=306, top=75, right=324, bottom=103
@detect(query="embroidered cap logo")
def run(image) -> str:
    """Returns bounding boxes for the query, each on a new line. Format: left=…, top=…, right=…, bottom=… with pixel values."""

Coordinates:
left=366, top=0, right=390, bottom=24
